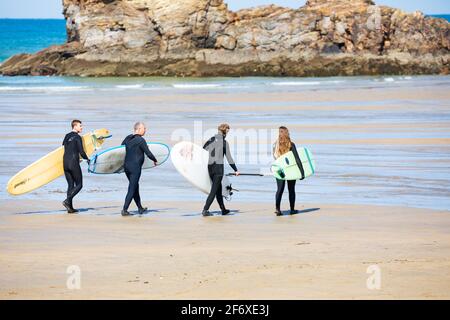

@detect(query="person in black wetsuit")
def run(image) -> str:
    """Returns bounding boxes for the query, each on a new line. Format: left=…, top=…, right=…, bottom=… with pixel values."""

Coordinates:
left=121, top=122, right=158, bottom=216
left=202, top=123, right=240, bottom=217
left=273, top=126, right=300, bottom=216
left=62, top=119, right=90, bottom=214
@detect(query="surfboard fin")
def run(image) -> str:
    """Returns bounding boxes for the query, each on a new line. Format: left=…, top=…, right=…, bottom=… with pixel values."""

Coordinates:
left=223, top=184, right=239, bottom=201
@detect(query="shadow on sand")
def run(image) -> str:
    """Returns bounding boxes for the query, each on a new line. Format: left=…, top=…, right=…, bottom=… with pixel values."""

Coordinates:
left=14, top=207, right=319, bottom=217
left=14, top=206, right=175, bottom=215
left=279, top=207, right=320, bottom=216
left=14, top=206, right=119, bottom=215
left=182, top=209, right=240, bottom=217
left=129, top=208, right=176, bottom=217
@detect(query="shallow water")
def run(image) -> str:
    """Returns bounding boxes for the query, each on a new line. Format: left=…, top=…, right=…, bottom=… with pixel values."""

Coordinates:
left=0, top=75, right=449, bottom=211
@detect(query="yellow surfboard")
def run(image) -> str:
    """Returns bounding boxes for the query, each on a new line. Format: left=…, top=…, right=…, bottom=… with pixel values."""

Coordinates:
left=7, top=128, right=110, bottom=195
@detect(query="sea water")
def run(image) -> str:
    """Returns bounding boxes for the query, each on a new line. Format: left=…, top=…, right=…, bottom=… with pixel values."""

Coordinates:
left=0, top=19, right=66, bottom=62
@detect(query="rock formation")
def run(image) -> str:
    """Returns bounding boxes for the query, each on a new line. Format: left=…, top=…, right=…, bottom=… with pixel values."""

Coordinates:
left=0, top=0, right=449, bottom=76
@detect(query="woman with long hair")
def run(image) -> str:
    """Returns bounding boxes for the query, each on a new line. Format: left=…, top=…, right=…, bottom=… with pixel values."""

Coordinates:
left=273, top=126, right=299, bottom=216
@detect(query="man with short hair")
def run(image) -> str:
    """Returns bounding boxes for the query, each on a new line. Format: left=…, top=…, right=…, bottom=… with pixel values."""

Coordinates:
left=202, top=123, right=240, bottom=217
left=62, top=119, right=90, bottom=214
left=121, top=122, right=157, bottom=216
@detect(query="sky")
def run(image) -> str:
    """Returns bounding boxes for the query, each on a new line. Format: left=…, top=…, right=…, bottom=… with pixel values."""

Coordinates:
left=0, top=0, right=449, bottom=18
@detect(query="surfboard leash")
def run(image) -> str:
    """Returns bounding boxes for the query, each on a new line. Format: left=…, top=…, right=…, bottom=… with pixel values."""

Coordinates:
left=224, top=184, right=240, bottom=201
left=225, top=173, right=265, bottom=177
left=91, top=133, right=112, bottom=151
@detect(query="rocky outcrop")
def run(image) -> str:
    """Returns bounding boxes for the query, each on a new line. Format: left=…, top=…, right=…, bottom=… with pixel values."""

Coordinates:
left=1, top=0, right=449, bottom=76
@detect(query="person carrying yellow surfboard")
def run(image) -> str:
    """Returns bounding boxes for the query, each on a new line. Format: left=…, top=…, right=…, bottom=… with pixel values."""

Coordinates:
left=62, top=120, right=90, bottom=214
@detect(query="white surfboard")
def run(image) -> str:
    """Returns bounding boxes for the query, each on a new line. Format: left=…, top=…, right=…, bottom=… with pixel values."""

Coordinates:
left=171, top=141, right=233, bottom=198
left=88, top=142, right=170, bottom=174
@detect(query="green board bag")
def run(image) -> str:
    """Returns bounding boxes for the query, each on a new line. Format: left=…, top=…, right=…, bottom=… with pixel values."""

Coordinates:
left=271, top=147, right=316, bottom=181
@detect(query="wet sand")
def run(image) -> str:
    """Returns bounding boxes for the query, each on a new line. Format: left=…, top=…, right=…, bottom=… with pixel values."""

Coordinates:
left=0, top=200, right=449, bottom=299
left=1, top=79, right=450, bottom=208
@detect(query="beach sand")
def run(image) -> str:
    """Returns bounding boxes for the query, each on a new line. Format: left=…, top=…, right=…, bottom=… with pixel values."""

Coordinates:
left=1, top=76, right=450, bottom=299
left=0, top=199, right=449, bottom=300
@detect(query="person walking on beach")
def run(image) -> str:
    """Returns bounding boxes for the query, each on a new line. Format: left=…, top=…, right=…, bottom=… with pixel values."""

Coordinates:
left=121, top=122, right=157, bottom=217
left=273, top=126, right=299, bottom=216
left=202, top=123, right=240, bottom=217
left=62, top=119, right=90, bottom=214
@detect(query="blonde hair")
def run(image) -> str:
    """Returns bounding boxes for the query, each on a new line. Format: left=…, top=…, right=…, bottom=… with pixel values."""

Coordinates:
left=218, top=123, right=230, bottom=135
left=276, top=126, right=291, bottom=156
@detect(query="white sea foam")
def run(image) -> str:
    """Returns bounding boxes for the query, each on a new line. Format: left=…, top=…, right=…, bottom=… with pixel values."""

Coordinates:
left=97, top=86, right=163, bottom=92
left=172, top=83, right=221, bottom=89
left=271, top=81, right=322, bottom=86
left=222, top=85, right=252, bottom=89
left=115, top=84, right=145, bottom=89
left=329, top=80, right=346, bottom=84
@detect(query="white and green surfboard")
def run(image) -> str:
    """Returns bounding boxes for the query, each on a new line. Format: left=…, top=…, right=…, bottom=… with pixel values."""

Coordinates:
left=271, top=147, right=316, bottom=180
left=88, top=142, right=170, bottom=174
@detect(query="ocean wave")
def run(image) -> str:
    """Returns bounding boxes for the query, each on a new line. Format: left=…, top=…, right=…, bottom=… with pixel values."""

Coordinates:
left=172, top=83, right=222, bottom=89
left=115, top=84, right=145, bottom=89
left=271, top=81, right=322, bottom=86
left=329, top=80, right=346, bottom=84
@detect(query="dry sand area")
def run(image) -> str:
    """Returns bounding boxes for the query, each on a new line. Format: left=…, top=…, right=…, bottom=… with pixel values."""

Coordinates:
left=0, top=200, right=449, bottom=299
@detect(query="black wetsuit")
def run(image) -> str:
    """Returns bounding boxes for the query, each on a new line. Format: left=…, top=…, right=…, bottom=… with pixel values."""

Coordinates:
left=275, top=143, right=300, bottom=211
left=121, top=134, right=157, bottom=211
left=62, top=131, right=89, bottom=208
left=203, top=134, right=238, bottom=211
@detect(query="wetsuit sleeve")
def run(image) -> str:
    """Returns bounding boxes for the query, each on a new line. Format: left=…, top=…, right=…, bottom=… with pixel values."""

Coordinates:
left=141, top=141, right=157, bottom=162
left=62, top=135, right=67, bottom=146
left=225, top=141, right=238, bottom=172
left=76, top=135, right=89, bottom=160
left=203, top=137, right=214, bottom=150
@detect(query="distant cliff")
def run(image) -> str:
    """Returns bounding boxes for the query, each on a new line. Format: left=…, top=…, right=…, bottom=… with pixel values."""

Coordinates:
left=0, top=0, right=449, bottom=76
